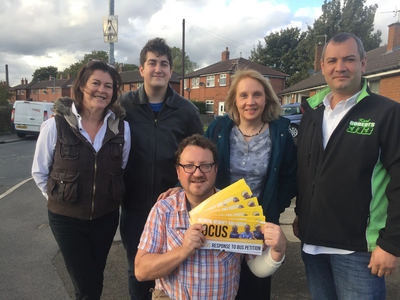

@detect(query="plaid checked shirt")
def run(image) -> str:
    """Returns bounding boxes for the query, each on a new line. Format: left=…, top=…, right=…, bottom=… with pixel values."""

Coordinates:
left=138, top=190, right=243, bottom=300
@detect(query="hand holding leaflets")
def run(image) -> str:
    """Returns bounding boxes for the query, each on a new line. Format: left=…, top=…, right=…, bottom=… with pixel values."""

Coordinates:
left=189, top=179, right=266, bottom=255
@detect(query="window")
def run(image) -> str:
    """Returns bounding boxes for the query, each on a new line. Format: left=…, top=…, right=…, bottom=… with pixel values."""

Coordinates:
left=58, top=88, right=61, bottom=94
left=21, top=90, right=24, bottom=95
left=184, top=79, right=187, bottom=90
left=51, top=88, right=55, bottom=94
left=206, top=100, right=214, bottom=114
left=219, top=74, right=226, bottom=86
left=137, top=82, right=143, bottom=88
left=43, top=89, right=47, bottom=94
left=34, top=90, right=37, bottom=94
left=369, top=80, right=380, bottom=94
left=39, top=89, right=41, bottom=94
left=206, top=76, right=215, bottom=87
left=17, top=90, right=20, bottom=95
left=192, top=77, right=199, bottom=88
left=264, top=76, right=269, bottom=80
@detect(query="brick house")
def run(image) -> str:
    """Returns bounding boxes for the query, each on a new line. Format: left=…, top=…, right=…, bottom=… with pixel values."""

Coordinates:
left=119, top=70, right=181, bottom=94
left=182, top=47, right=289, bottom=115
left=279, top=22, right=400, bottom=104
left=11, top=75, right=74, bottom=103
left=11, top=71, right=179, bottom=103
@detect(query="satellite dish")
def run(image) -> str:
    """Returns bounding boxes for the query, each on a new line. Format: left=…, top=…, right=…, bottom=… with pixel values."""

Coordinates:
left=307, top=69, right=315, bottom=75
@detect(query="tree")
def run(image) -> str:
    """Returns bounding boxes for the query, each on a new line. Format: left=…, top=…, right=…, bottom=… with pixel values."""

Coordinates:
left=32, top=66, right=58, bottom=82
left=250, top=0, right=382, bottom=86
left=170, top=47, right=199, bottom=75
left=59, top=50, right=109, bottom=79
left=250, top=27, right=306, bottom=86
left=0, top=83, right=12, bottom=106
left=120, top=63, right=139, bottom=72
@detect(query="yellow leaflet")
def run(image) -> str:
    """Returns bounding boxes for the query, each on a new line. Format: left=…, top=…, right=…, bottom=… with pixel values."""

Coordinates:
left=189, top=179, right=252, bottom=217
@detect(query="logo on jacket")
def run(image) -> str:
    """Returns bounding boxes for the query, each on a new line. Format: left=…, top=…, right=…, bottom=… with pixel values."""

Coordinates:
left=346, top=119, right=375, bottom=135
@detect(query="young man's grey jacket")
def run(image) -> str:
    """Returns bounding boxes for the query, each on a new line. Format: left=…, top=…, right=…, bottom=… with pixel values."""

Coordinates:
left=119, top=85, right=204, bottom=217
left=296, top=79, right=400, bottom=257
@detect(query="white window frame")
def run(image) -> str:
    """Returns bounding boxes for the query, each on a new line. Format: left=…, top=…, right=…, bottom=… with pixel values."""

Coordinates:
left=51, top=88, right=55, bottom=94
left=21, top=90, right=24, bottom=95
left=192, top=77, right=199, bottom=89
left=58, top=88, right=61, bottom=94
left=43, top=89, right=47, bottom=94
left=205, top=100, right=214, bottom=114
left=137, top=82, right=143, bottom=88
left=206, top=75, right=215, bottom=87
left=219, top=74, right=226, bottom=86
left=184, top=79, right=187, bottom=90
left=17, top=90, right=20, bottom=95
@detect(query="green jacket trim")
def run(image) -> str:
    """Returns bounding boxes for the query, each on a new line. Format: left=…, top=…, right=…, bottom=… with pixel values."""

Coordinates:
left=307, top=78, right=370, bottom=109
left=367, top=155, right=390, bottom=251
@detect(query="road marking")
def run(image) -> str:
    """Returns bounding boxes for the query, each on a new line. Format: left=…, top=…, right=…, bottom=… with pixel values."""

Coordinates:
left=0, top=177, right=33, bottom=200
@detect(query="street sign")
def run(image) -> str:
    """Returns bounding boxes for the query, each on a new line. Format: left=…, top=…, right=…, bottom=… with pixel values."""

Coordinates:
left=103, top=15, right=118, bottom=43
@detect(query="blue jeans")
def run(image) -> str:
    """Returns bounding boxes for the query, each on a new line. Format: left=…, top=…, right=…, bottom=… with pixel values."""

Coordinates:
left=301, top=250, right=386, bottom=300
left=120, top=209, right=154, bottom=300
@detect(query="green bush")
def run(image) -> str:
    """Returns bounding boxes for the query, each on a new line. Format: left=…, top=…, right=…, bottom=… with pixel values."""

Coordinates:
left=0, top=106, right=12, bottom=133
left=190, top=100, right=206, bottom=114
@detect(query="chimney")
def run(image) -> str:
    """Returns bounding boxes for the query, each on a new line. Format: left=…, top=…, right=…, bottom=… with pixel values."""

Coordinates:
left=120, top=63, right=123, bottom=73
left=222, top=47, right=230, bottom=61
left=67, top=73, right=71, bottom=79
left=387, top=22, right=400, bottom=52
left=25, top=78, right=28, bottom=84
left=60, top=74, right=63, bottom=79
left=21, top=78, right=24, bottom=84
left=314, top=43, right=324, bottom=73
left=5, top=65, right=9, bottom=86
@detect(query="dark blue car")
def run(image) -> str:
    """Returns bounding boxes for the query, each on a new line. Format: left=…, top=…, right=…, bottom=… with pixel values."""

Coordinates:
left=281, top=103, right=303, bottom=138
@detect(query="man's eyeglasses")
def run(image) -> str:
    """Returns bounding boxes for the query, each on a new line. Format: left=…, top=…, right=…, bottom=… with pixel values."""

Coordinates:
left=86, top=58, right=116, bottom=69
left=178, top=163, right=215, bottom=174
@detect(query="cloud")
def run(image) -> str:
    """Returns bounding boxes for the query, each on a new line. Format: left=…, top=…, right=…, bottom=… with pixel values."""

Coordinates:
left=0, top=0, right=394, bottom=87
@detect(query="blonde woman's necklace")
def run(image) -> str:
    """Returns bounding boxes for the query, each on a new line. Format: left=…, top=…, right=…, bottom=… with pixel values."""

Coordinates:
left=237, top=122, right=265, bottom=137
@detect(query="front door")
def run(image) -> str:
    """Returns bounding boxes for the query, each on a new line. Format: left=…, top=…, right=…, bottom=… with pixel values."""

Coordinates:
left=218, top=102, right=225, bottom=115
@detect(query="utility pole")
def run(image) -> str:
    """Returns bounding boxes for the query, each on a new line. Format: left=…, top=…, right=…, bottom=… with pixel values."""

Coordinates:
left=181, top=19, right=185, bottom=97
left=109, top=0, right=115, bottom=65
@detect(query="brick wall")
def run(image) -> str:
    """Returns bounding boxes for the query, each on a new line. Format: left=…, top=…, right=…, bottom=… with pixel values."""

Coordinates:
left=182, top=74, right=286, bottom=115
left=268, top=77, right=286, bottom=94
left=380, top=75, right=400, bottom=103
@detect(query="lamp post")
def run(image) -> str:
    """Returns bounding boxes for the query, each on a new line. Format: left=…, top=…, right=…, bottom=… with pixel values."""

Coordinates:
left=50, top=76, right=56, bottom=102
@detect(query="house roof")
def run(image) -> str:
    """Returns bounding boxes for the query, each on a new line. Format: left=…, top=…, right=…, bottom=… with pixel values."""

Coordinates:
left=119, top=70, right=180, bottom=83
left=279, top=45, right=400, bottom=95
left=184, top=57, right=289, bottom=79
left=11, top=79, right=75, bottom=90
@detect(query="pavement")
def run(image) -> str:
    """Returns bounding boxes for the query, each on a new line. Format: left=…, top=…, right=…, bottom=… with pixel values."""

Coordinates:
left=1, top=133, right=399, bottom=299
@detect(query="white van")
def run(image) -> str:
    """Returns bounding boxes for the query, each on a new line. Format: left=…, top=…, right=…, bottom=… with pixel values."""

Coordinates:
left=11, top=101, right=54, bottom=138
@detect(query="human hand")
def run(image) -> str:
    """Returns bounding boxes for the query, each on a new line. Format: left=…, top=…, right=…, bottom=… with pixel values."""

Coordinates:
left=263, top=223, right=286, bottom=262
left=292, top=215, right=299, bottom=238
left=368, top=246, right=399, bottom=277
left=157, top=187, right=182, bottom=201
left=181, top=223, right=206, bottom=257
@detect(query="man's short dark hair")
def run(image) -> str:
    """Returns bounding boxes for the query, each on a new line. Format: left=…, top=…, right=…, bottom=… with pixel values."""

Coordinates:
left=321, top=32, right=365, bottom=61
left=175, top=134, right=218, bottom=165
left=140, top=37, right=173, bottom=69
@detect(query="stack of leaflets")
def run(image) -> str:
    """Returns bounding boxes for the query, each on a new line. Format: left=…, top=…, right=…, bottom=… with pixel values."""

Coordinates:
left=189, top=179, right=265, bottom=255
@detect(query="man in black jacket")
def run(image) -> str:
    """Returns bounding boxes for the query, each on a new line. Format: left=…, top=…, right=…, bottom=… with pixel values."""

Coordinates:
left=293, top=33, right=400, bottom=299
left=119, top=37, right=203, bottom=300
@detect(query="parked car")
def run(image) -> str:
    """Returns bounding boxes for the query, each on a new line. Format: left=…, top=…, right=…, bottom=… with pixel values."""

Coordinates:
left=11, top=101, right=54, bottom=138
left=281, top=103, right=303, bottom=138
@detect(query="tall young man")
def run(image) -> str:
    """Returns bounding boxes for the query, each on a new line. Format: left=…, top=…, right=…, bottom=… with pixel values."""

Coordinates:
left=135, top=134, right=286, bottom=300
left=293, top=33, right=400, bottom=299
left=119, top=38, right=204, bottom=300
